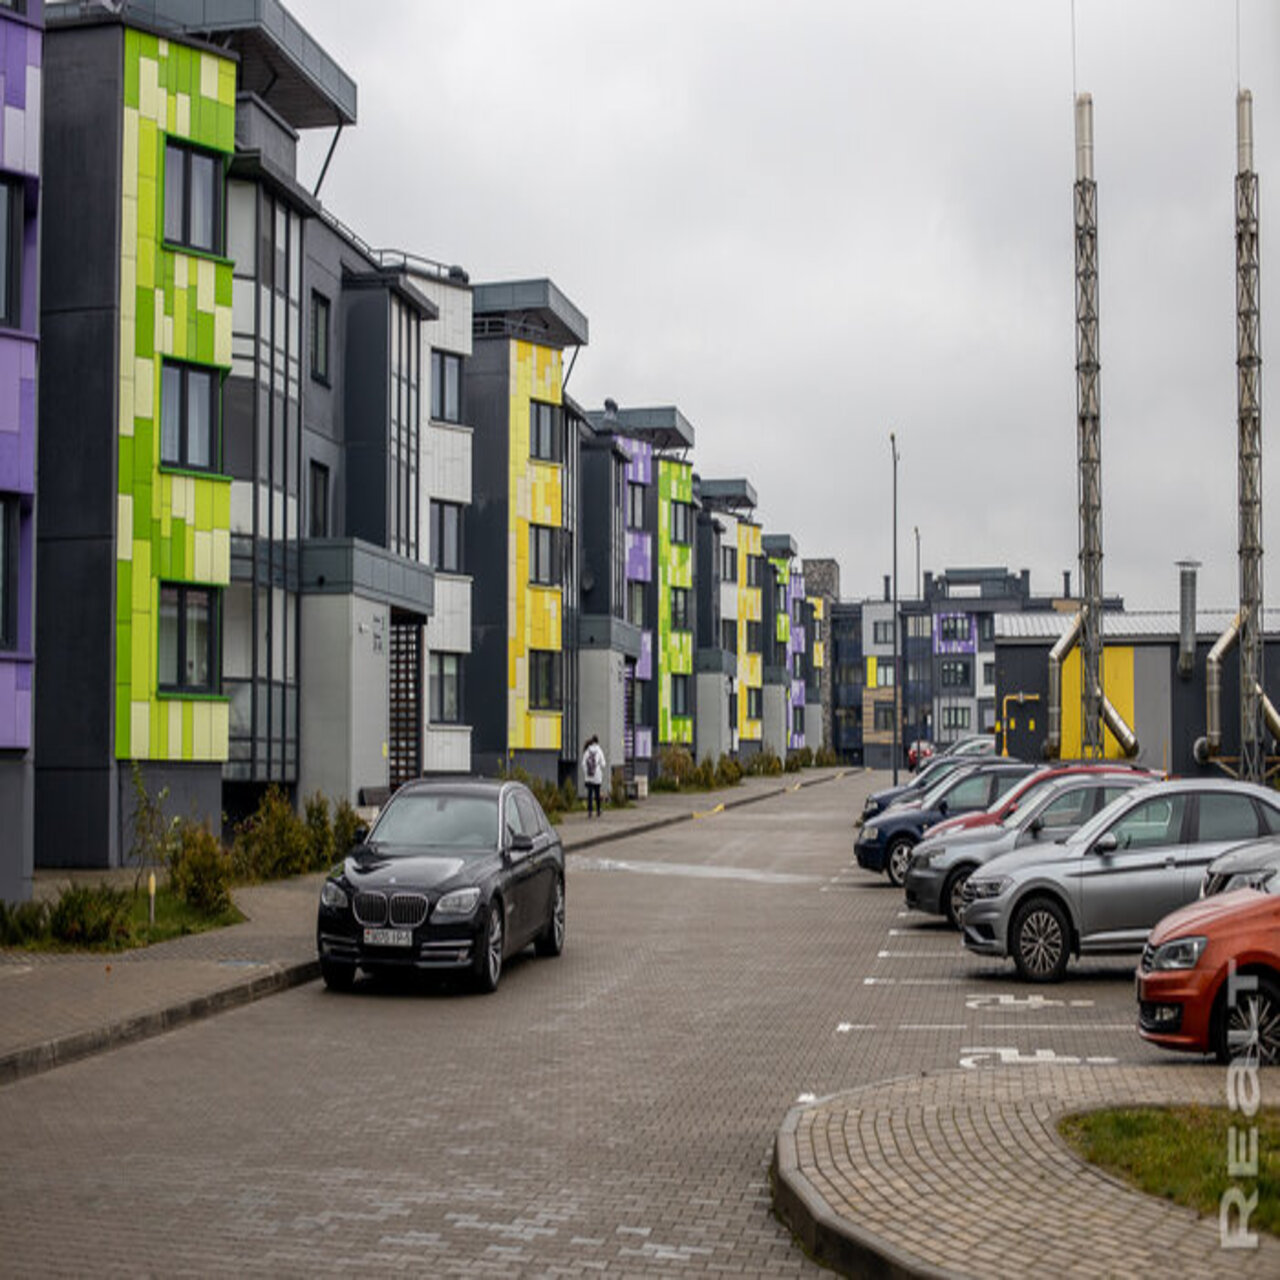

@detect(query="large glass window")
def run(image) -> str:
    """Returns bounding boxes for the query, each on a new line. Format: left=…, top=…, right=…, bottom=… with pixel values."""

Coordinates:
left=941, top=659, right=971, bottom=688
left=0, top=179, right=20, bottom=328
left=530, top=401, right=561, bottom=462
left=626, top=483, right=646, bottom=530
left=874, top=704, right=895, bottom=732
left=670, top=501, right=692, bottom=545
left=747, top=687, right=762, bottom=720
left=721, top=618, right=736, bottom=653
left=671, top=673, right=690, bottom=717
left=628, top=580, right=645, bottom=627
left=670, top=587, right=691, bottom=632
left=721, top=545, right=737, bottom=582
left=429, top=652, right=462, bottom=723
left=309, top=461, right=329, bottom=538
left=530, top=524, right=559, bottom=585
left=158, top=584, right=218, bottom=693
left=873, top=620, right=894, bottom=644
left=164, top=142, right=221, bottom=255
left=530, top=649, right=561, bottom=710
left=0, top=496, right=16, bottom=650
left=746, top=620, right=763, bottom=653
left=310, top=292, right=330, bottom=383
left=431, top=350, right=462, bottom=423
left=940, top=614, right=970, bottom=643
left=431, top=500, right=463, bottom=573
left=747, top=555, right=763, bottom=588
left=160, top=361, right=218, bottom=471
left=942, top=705, right=971, bottom=730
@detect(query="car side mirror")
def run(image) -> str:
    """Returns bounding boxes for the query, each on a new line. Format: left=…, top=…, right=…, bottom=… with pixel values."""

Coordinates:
left=508, top=832, right=535, bottom=855
left=937, top=799, right=949, bottom=815
left=352, top=824, right=369, bottom=848
left=1092, top=831, right=1118, bottom=856
left=1028, top=816, right=1044, bottom=836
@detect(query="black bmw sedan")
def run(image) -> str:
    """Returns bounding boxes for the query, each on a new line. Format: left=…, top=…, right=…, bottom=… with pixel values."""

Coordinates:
left=316, top=778, right=565, bottom=993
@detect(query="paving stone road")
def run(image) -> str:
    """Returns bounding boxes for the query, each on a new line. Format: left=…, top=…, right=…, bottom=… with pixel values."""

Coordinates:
left=0, top=771, right=1231, bottom=1276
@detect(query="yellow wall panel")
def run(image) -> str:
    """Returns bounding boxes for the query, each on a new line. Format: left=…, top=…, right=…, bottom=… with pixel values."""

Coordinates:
left=1061, top=647, right=1135, bottom=760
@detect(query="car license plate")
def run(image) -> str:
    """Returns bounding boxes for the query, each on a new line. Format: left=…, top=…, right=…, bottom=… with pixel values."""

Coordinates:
left=363, top=927, right=412, bottom=947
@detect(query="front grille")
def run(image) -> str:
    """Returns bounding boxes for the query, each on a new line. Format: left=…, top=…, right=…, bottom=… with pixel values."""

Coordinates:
left=353, top=891, right=388, bottom=927
left=389, top=892, right=429, bottom=928
left=1139, top=943, right=1155, bottom=972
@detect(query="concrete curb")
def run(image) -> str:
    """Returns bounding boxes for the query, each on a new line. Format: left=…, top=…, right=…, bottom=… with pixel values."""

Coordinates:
left=771, top=1096, right=955, bottom=1280
left=0, top=958, right=320, bottom=1088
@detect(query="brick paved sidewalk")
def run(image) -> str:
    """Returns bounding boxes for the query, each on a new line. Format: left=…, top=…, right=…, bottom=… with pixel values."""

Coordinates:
left=0, top=767, right=853, bottom=1085
left=774, top=1062, right=1280, bottom=1278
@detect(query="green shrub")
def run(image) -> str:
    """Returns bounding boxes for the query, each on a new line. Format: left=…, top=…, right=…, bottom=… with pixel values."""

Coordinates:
left=560, top=776, right=578, bottom=814
left=657, top=745, right=696, bottom=788
left=784, top=752, right=802, bottom=773
left=48, top=885, right=133, bottom=949
left=231, top=786, right=310, bottom=882
left=650, top=774, right=679, bottom=792
left=168, top=820, right=233, bottom=916
left=610, top=769, right=632, bottom=809
left=502, top=766, right=567, bottom=820
left=0, top=898, right=50, bottom=947
left=332, top=798, right=361, bottom=857
left=748, top=745, right=783, bottom=777
left=694, top=755, right=716, bottom=790
left=814, top=745, right=840, bottom=767
left=714, top=753, right=742, bottom=788
left=304, top=791, right=335, bottom=872
left=795, top=746, right=815, bottom=768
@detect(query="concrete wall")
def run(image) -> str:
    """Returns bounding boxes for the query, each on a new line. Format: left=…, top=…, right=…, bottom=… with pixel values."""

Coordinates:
left=763, top=681, right=787, bottom=757
left=696, top=670, right=731, bottom=762
left=579, top=646, right=627, bottom=784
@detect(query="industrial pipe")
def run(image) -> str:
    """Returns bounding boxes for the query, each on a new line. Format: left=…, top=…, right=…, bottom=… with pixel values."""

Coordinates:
left=1044, top=611, right=1085, bottom=758
left=1100, top=693, right=1139, bottom=757
left=1194, top=610, right=1243, bottom=763
left=1256, top=684, right=1280, bottom=747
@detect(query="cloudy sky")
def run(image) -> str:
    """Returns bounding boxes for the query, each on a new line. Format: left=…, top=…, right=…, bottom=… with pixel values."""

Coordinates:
left=290, top=0, right=1279, bottom=613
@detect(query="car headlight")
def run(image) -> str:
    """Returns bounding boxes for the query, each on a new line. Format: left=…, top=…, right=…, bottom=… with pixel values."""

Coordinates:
left=966, top=876, right=1011, bottom=900
left=1149, top=935, right=1208, bottom=970
left=320, top=880, right=348, bottom=909
left=1224, top=869, right=1276, bottom=894
left=434, top=887, right=482, bottom=917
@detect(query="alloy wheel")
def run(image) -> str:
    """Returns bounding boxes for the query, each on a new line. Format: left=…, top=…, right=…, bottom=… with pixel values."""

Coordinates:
left=552, top=879, right=566, bottom=949
left=887, top=840, right=912, bottom=887
left=1017, top=908, right=1064, bottom=978
left=1225, top=990, right=1280, bottom=1064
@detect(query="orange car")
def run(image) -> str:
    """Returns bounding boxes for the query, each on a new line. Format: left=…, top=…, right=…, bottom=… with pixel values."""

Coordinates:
left=1136, top=888, right=1280, bottom=1063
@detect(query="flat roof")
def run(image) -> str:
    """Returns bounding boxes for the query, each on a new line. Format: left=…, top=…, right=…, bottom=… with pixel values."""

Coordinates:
left=763, top=533, right=798, bottom=558
left=83, top=0, right=359, bottom=128
left=472, top=278, right=589, bottom=349
left=698, top=477, right=758, bottom=511
left=586, top=405, right=694, bottom=452
left=996, top=608, right=1280, bottom=642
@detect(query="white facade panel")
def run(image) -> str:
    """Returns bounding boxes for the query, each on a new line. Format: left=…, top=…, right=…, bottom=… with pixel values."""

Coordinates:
left=416, top=276, right=474, bottom=358
left=424, top=725, right=471, bottom=773
left=579, top=648, right=627, bottom=781
left=426, top=573, right=472, bottom=653
left=424, top=422, right=472, bottom=506
left=695, top=671, right=731, bottom=762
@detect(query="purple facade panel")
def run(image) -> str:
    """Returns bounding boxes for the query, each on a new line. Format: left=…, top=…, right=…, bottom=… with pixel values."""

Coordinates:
left=622, top=436, right=653, bottom=485
left=637, top=629, right=653, bottom=681
left=934, top=612, right=976, bottom=656
left=635, top=727, right=653, bottom=761
left=626, top=529, right=651, bottom=583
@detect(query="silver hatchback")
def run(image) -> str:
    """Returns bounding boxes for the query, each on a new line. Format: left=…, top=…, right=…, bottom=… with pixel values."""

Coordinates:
left=961, top=778, right=1280, bottom=982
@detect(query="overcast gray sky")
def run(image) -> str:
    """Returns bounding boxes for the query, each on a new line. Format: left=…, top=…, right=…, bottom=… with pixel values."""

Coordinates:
left=290, top=0, right=1279, bottom=613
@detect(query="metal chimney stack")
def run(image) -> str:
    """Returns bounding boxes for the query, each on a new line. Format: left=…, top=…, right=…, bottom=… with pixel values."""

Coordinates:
left=1177, top=560, right=1199, bottom=678
left=1236, top=90, right=1265, bottom=781
left=1074, top=93, right=1104, bottom=757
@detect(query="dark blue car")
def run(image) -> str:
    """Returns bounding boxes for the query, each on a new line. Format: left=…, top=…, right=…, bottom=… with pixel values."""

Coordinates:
left=859, top=755, right=974, bottom=823
left=855, top=760, right=1039, bottom=886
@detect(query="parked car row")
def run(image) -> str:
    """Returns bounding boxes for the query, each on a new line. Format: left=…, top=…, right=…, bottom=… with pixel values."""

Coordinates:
left=863, top=758, right=1280, bottom=1062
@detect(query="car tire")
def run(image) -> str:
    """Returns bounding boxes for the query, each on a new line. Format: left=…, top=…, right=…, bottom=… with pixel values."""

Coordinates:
left=320, top=958, right=356, bottom=992
left=475, top=899, right=504, bottom=994
left=1215, top=973, right=1280, bottom=1065
left=534, top=874, right=566, bottom=958
left=886, top=837, right=914, bottom=888
left=943, top=867, right=974, bottom=929
left=1010, top=897, right=1071, bottom=983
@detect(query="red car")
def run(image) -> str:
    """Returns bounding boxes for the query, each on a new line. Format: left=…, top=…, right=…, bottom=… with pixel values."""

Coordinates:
left=1136, top=889, right=1280, bottom=1063
left=907, top=740, right=935, bottom=770
left=926, top=762, right=1159, bottom=840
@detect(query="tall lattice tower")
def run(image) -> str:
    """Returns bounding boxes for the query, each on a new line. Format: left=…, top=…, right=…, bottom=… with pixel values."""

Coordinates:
left=1074, top=93, right=1104, bottom=758
left=1237, top=89, right=1265, bottom=783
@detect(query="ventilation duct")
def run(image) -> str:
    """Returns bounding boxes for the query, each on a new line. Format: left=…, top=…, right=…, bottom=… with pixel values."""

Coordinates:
left=1177, top=561, right=1198, bottom=678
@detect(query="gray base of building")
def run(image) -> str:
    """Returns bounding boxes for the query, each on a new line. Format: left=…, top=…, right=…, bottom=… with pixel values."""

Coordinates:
left=0, top=756, right=34, bottom=902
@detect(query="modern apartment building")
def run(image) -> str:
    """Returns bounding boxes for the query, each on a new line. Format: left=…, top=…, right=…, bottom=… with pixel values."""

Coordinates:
left=763, top=533, right=806, bottom=753
left=466, top=279, right=587, bottom=784
left=803, top=555, right=840, bottom=751
left=0, top=0, right=42, bottom=900
left=830, top=600, right=863, bottom=764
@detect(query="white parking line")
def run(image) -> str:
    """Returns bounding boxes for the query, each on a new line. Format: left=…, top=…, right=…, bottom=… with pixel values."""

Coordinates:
left=980, top=1023, right=1134, bottom=1031
left=836, top=1023, right=877, bottom=1033
left=864, top=977, right=967, bottom=986
left=877, top=949, right=963, bottom=959
left=898, top=1024, right=966, bottom=1031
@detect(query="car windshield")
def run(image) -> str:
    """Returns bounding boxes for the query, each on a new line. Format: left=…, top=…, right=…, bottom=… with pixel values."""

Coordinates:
left=369, top=793, right=500, bottom=852
left=921, top=772, right=968, bottom=810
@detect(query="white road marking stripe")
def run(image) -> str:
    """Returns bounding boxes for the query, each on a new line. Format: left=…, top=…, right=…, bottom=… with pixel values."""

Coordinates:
left=877, top=949, right=962, bottom=959
left=864, top=977, right=966, bottom=986
left=898, top=1024, right=966, bottom=1031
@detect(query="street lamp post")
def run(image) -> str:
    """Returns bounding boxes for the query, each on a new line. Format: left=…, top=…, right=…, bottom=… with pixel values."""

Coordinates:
left=891, top=432, right=900, bottom=785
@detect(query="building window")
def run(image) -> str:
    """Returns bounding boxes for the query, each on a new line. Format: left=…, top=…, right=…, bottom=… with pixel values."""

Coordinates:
left=943, top=705, right=972, bottom=731
left=874, top=704, right=895, bottom=732
left=431, top=349, right=462, bottom=423
left=670, top=587, right=691, bottom=632
left=941, top=659, right=971, bottom=688
left=160, top=360, right=218, bottom=471
left=309, top=461, right=329, bottom=538
left=671, top=673, right=690, bottom=718
left=0, top=496, right=16, bottom=650
left=530, top=401, right=561, bottom=462
left=670, top=501, right=692, bottom=545
left=0, top=2, right=27, bottom=14
left=908, top=614, right=931, bottom=638
left=747, top=687, right=762, bottom=720
left=979, top=615, right=995, bottom=643
left=310, top=292, right=330, bottom=383
left=793, top=653, right=804, bottom=679
left=429, top=652, right=462, bottom=723
left=164, top=142, right=221, bottom=255
left=792, top=705, right=805, bottom=735
left=746, top=620, right=763, bottom=654
left=429, top=501, right=463, bottom=573
left=721, top=618, right=736, bottom=653
left=876, top=661, right=895, bottom=687
left=530, top=649, right=561, bottom=710
left=747, top=555, right=763, bottom=588
left=721, top=545, right=737, bottom=582
left=939, top=614, right=970, bottom=643
left=158, top=584, right=218, bottom=693
left=628, top=580, right=645, bottom=627
left=627, top=482, right=645, bottom=530
left=873, top=620, right=894, bottom=645
left=984, top=661, right=996, bottom=685
left=0, top=179, right=21, bottom=328
left=530, top=524, right=559, bottom=586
